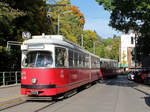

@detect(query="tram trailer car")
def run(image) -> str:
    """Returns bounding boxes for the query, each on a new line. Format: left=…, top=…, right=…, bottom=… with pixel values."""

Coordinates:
left=100, top=58, right=118, bottom=78
left=21, top=34, right=118, bottom=96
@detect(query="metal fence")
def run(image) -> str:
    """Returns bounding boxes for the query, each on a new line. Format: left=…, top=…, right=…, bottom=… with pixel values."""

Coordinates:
left=0, top=71, right=21, bottom=86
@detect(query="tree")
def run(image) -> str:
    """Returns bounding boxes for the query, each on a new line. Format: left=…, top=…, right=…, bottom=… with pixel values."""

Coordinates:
left=110, top=36, right=120, bottom=60
left=0, top=2, right=25, bottom=71
left=83, top=30, right=97, bottom=53
left=0, top=0, right=52, bottom=71
left=0, top=2, right=25, bottom=46
left=96, top=0, right=150, bottom=61
left=122, top=51, right=127, bottom=66
left=47, top=0, right=85, bottom=44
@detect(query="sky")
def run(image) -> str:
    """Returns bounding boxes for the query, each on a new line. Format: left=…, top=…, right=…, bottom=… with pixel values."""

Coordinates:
left=70, top=0, right=122, bottom=38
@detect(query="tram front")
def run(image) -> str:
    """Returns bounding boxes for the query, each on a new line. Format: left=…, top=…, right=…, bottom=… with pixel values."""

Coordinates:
left=21, top=35, right=56, bottom=96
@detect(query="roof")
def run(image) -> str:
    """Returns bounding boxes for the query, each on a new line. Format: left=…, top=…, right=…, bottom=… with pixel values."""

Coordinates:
left=22, top=34, right=99, bottom=58
left=100, top=58, right=118, bottom=62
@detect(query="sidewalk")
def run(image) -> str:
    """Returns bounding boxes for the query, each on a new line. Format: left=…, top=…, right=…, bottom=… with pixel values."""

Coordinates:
left=0, top=84, right=26, bottom=109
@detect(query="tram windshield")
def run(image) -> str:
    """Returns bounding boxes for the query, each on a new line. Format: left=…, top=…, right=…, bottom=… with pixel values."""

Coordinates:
left=22, top=51, right=53, bottom=68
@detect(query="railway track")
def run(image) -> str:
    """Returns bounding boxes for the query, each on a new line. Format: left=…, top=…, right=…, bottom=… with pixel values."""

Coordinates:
left=0, top=97, right=59, bottom=112
left=1, top=75, right=150, bottom=112
left=0, top=83, right=92, bottom=112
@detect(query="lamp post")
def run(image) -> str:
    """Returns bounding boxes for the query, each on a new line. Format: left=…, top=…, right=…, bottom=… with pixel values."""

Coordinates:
left=81, top=34, right=84, bottom=47
left=57, top=10, right=72, bottom=35
left=93, top=41, right=102, bottom=54
left=46, top=4, right=67, bottom=35
left=134, top=33, right=137, bottom=68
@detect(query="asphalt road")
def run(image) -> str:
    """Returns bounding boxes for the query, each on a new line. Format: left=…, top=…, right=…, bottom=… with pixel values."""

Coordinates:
left=2, top=75, right=150, bottom=112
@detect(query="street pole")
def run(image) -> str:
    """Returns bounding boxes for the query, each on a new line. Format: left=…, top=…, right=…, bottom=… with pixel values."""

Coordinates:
left=58, top=14, right=60, bottom=35
left=47, top=4, right=67, bottom=35
left=135, top=33, right=137, bottom=68
left=57, top=10, right=72, bottom=35
left=93, top=41, right=96, bottom=54
left=81, top=34, right=83, bottom=47
left=93, top=41, right=102, bottom=54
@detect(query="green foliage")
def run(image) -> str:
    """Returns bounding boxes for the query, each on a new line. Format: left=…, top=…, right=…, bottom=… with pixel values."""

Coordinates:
left=84, top=31, right=120, bottom=60
left=47, top=0, right=85, bottom=44
left=0, top=0, right=121, bottom=71
left=83, top=30, right=97, bottom=53
left=110, top=37, right=120, bottom=60
left=0, top=0, right=52, bottom=71
left=96, top=0, right=150, bottom=62
left=122, top=51, right=127, bottom=65
left=96, top=0, right=116, bottom=10
left=0, top=2, right=25, bottom=46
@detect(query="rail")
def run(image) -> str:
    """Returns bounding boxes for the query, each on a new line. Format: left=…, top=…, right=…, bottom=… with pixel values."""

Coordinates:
left=0, top=71, right=21, bottom=86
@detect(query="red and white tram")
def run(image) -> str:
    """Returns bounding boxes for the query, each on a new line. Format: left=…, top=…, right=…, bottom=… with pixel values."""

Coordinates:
left=100, top=58, right=118, bottom=78
left=21, top=34, right=118, bottom=96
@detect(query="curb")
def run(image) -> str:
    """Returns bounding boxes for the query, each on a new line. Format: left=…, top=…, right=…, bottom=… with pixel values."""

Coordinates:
left=0, top=96, right=27, bottom=111
left=0, top=84, right=20, bottom=89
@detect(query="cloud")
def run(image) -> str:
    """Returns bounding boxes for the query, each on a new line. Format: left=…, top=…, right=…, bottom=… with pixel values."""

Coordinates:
left=84, top=18, right=122, bottom=38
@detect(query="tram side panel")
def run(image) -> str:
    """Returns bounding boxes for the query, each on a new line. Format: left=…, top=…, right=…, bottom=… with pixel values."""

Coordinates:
left=68, top=68, right=80, bottom=90
left=67, top=68, right=91, bottom=91
left=54, top=68, right=69, bottom=94
left=78, top=68, right=91, bottom=86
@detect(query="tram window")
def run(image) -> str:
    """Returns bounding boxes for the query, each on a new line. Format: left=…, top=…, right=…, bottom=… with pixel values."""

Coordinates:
left=83, top=54, right=85, bottom=68
left=79, top=53, right=83, bottom=68
left=100, top=61, right=103, bottom=68
left=113, top=62, right=115, bottom=68
left=85, top=54, right=89, bottom=68
left=91, top=57, right=93, bottom=68
left=55, top=47, right=67, bottom=67
left=104, top=62, right=106, bottom=68
left=96, top=59, right=100, bottom=68
left=131, top=37, right=134, bottom=44
left=22, top=51, right=53, bottom=68
left=91, top=57, right=97, bottom=68
left=69, top=50, right=73, bottom=67
left=74, top=52, right=78, bottom=67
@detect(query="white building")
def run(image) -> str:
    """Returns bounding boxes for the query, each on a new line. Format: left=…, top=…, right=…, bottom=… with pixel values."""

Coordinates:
left=120, top=33, right=135, bottom=68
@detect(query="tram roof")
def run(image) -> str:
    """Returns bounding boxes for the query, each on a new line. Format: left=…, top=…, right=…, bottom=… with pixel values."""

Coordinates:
left=22, top=34, right=99, bottom=58
left=23, top=35, right=78, bottom=49
left=100, top=58, right=118, bottom=62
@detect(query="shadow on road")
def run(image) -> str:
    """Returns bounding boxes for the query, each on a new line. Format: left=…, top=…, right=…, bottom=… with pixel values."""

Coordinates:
left=145, top=96, right=150, bottom=107
left=104, top=75, right=138, bottom=88
left=134, top=88, right=150, bottom=96
left=104, top=75, right=150, bottom=108
left=133, top=88, right=150, bottom=108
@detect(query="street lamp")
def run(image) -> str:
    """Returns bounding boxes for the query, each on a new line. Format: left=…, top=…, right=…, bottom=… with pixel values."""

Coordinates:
left=93, top=41, right=102, bottom=54
left=57, top=10, right=72, bottom=35
left=46, top=4, right=67, bottom=35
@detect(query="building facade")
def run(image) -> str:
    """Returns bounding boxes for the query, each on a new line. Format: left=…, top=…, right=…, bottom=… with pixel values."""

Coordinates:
left=120, top=33, right=135, bottom=68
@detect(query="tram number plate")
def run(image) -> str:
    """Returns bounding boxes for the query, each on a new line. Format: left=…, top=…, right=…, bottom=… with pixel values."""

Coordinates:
left=31, top=91, right=38, bottom=95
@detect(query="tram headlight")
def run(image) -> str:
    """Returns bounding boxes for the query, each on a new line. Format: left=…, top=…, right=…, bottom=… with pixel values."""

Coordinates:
left=31, top=78, right=37, bottom=84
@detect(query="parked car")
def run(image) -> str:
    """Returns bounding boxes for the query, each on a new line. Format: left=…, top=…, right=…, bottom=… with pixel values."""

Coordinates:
left=127, top=71, right=135, bottom=81
left=143, top=74, right=150, bottom=84
left=134, top=71, right=144, bottom=83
